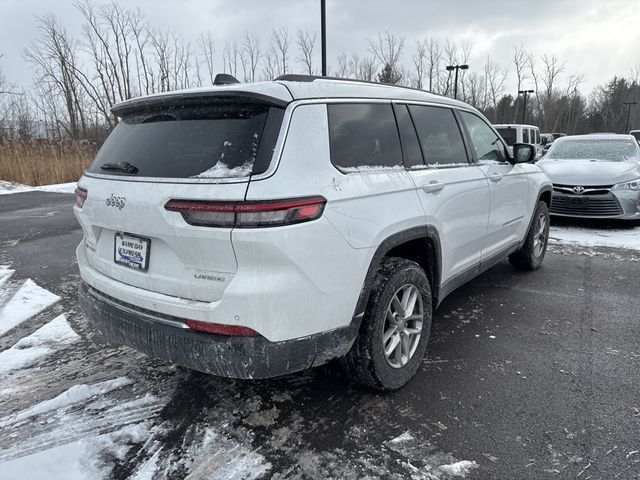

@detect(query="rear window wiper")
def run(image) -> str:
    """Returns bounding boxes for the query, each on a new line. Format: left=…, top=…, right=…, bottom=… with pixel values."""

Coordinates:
left=100, top=161, right=139, bottom=174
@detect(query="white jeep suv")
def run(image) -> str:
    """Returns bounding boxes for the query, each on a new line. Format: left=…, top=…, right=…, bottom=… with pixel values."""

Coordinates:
left=75, top=75, right=552, bottom=390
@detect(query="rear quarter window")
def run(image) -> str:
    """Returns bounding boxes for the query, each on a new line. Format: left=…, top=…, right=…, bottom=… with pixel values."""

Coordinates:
left=87, top=101, right=283, bottom=179
left=408, top=105, right=468, bottom=167
left=327, top=103, right=403, bottom=171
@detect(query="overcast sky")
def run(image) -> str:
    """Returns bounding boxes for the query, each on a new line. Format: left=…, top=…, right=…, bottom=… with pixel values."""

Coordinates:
left=1, top=0, right=639, bottom=95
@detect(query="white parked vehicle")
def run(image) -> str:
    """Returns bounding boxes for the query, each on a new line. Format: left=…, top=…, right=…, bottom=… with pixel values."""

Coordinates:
left=75, top=75, right=552, bottom=390
left=495, top=124, right=544, bottom=159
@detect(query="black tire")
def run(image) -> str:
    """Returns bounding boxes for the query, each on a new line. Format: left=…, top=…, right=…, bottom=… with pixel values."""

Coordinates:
left=341, top=257, right=432, bottom=391
left=509, top=201, right=550, bottom=270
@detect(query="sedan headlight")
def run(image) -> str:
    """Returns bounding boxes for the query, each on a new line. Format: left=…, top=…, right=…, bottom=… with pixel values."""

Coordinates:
left=612, top=178, right=640, bottom=191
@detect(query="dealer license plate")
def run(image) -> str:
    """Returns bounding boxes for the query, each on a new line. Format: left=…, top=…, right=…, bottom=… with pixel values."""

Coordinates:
left=114, top=233, right=150, bottom=271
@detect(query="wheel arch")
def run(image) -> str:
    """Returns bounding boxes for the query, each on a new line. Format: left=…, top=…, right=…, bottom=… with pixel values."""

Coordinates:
left=353, top=226, right=442, bottom=322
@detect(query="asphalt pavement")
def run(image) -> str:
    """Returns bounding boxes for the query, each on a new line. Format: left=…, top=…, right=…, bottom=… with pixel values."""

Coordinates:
left=0, top=191, right=638, bottom=479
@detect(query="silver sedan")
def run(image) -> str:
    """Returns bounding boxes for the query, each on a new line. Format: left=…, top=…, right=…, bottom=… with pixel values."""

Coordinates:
left=538, top=134, right=640, bottom=220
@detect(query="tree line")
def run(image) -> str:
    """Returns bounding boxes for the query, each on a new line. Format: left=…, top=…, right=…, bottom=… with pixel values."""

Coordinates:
left=1, top=0, right=639, bottom=145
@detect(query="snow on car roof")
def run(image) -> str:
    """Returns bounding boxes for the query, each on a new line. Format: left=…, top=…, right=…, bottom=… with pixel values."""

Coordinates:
left=555, top=133, right=636, bottom=142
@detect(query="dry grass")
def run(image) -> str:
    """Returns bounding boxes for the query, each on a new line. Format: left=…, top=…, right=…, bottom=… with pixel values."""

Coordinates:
left=0, top=141, right=96, bottom=186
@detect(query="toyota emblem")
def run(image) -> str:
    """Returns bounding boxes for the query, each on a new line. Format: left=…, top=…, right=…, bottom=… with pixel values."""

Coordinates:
left=572, top=186, right=585, bottom=194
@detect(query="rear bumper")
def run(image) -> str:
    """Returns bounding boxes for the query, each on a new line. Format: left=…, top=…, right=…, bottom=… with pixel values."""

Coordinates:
left=79, top=282, right=359, bottom=379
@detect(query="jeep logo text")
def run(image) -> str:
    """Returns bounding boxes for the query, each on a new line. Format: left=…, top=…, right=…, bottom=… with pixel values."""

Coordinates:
left=106, top=194, right=126, bottom=210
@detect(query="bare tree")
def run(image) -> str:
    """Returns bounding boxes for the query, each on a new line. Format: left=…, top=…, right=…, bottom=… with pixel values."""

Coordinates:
left=23, top=14, right=86, bottom=139
left=335, top=53, right=350, bottom=77
left=241, top=32, right=260, bottom=82
left=271, top=27, right=290, bottom=76
left=296, top=29, right=316, bottom=75
left=368, top=32, right=405, bottom=82
left=484, top=56, right=508, bottom=109
left=198, top=31, right=215, bottom=85
left=412, top=38, right=428, bottom=89
left=541, top=53, right=565, bottom=99
left=425, top=38, right=442, bottom=93
left=223, top=40, right=239, bottom=77
left=261, top=47, right=279, bottom=80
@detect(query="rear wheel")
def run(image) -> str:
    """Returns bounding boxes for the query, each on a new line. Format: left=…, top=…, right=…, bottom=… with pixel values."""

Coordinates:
left=342, top=257, right=432, bottom=391
left=509, top=201, right=550, bottom=270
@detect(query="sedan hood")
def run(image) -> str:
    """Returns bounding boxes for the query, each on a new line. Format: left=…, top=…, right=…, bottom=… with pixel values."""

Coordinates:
left=538, top=159, right=640, bottom=185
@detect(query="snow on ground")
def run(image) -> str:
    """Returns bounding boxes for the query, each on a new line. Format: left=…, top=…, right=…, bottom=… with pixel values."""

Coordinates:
left=0, top=314, right=78, bottom=377
left=0, top=267, right=14, bottom=290
left=0, top=377, right=131, bottom=427
left=0, top=278, right=60, bottom=335
left=0, top=180, right=76, bottom=195
left=549, top=225, right=640, bottom=251
left=0, top=422, right=152, bottom=480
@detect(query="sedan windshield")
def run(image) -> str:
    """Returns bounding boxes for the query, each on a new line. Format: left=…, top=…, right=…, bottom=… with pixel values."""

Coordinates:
left=546, top=139, right=639, bottom=161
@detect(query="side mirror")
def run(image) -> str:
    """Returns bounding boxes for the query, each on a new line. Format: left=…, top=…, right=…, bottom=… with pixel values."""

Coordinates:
left=513, top=143, right=536, bottom=163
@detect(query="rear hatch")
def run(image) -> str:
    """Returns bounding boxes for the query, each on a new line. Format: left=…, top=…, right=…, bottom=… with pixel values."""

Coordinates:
left=76, top=90, right=288, bottom=302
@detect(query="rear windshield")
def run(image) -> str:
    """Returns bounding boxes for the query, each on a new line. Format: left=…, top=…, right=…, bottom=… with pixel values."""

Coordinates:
left=88, top=102, right=282, bottom=179
left=546, top=139, right=639, bottom=162
left=496, top=128, right=517, bottom=146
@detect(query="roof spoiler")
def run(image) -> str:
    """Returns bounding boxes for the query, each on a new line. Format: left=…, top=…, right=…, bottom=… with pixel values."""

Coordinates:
left=213, top=73, right=240, bottom=85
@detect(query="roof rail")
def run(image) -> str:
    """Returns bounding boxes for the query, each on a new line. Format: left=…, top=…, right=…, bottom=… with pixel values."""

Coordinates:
left=274, top=74, right=437, bottom=96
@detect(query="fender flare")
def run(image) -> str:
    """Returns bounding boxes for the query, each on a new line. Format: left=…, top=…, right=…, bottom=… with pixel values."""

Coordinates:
left=520, top=184, right=553, bottom=248
left=352, top=226, right=442, bottom=322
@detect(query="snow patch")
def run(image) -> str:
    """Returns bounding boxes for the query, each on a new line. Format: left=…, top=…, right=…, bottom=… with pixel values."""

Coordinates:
left=0, top=267, right=14, bottom=290
left=0, top=180, right=33, bottom=195
left=0, top=279, right=60, bottom=335
left=435, top=460, right=479, bottom=477
left=0, top=422, right=151, bottom=480
left=0, top=314, right=79, bottom=376
left=0, top=181, right=77, bottom=195
left=183, top=428, right=270, bottom=480
left=1, top=377, right=132, bottom=426
left=549, top=225, right=640, bottom=251
left=341, top=165, right=406, bottom=173
left=191, top=161, right=252, bottom=178
left=36, top=182, right=77, bottom=194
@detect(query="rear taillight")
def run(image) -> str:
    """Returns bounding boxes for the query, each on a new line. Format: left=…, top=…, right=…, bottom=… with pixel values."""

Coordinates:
left=165, top=196, right=327, bottom=228
left=186, top=319, right=260, bottom=337
left=75, top=187, right=87, bottom=208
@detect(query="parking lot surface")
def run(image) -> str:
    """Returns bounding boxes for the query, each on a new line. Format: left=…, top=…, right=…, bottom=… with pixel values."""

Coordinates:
left=0, top=192, right=639, bottom=479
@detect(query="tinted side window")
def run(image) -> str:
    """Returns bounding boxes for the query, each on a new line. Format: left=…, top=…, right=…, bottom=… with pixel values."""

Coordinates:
left=328, top=103, right=402, bottom=170
left=460, top=111, right=508, bottom=163
left=408, top=105, right=468, bottom=166
left=535, top=130, right=541, bottom=144
left=522, top=128, right=530, bottom=143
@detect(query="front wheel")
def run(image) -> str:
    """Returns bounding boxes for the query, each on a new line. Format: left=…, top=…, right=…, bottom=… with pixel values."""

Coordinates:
left=341, top=257, right=432, bottom=391
left=509, top=201, right=550, bottom=270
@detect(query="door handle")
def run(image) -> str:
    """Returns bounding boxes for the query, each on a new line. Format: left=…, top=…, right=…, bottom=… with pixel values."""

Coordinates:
left=489, top=173, right=503, bottom=182
left=422, top=181, right=445, bottom=193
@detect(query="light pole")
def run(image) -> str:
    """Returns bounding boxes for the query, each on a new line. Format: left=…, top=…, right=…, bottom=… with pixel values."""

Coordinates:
left=320, top=0, right=327, bottom=76
left=518, top=89, right=534, bottom=124
left=623, top=101, right=637, bottom=133
left=446, top=64, right=468, bottom=99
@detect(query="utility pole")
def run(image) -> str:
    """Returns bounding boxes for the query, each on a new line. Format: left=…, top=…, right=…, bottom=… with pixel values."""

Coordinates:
left=445, top=64, right=469, bottom=100
left=320, top=0, right=327, bottom=76
left=519, top=89, right=534, bottom=124
left=623, top=101, right=637, bottom=133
